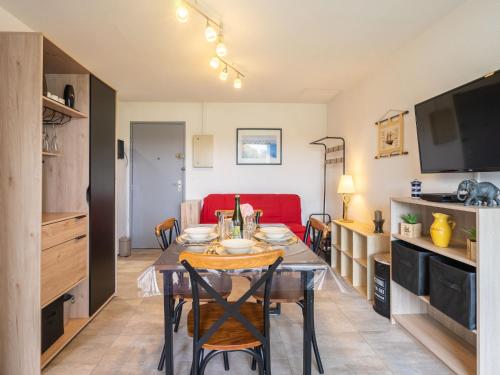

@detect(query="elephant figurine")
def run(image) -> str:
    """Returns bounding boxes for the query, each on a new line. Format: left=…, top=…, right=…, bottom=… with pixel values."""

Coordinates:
left=457, top=179, right=500, bottom=207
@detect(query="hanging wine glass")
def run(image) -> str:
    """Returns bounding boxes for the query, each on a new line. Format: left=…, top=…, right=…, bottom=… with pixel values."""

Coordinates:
left=42, top=126, right=50, bottom=152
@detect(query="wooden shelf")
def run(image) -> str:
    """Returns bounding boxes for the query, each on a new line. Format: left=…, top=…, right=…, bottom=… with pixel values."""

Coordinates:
left=354, top=257, right=367, bottom=268
left=41, top=277, right=86, bottom=309
left=42, top=212, right=87, bottom=226
left=42, top=151, right=61, bottom=157
left=333, top=219, right=388, bottom=237
left=43, top=96, right=88, bottom=119
left=41, top=318, right=90, bottom=368
left=343, top=250, right=353, bottom=258
left=393, top=314, right=476, bottom=375
left=392, top=233, right=475, bottom=267
left=345, top=275, right=353, bottom=285
left=391, top=197, right=482, bottom=213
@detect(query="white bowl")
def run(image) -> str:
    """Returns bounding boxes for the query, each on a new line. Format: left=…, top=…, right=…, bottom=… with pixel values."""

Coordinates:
left=220, top=239, right=256, bottom=254
left=260, top=227, right=289, bottom=240
left=185, top=227, right=213, bottom=240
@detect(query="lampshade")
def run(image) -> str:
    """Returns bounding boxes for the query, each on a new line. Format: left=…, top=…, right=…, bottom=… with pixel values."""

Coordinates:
left=337, top=175, right=355, bottom=194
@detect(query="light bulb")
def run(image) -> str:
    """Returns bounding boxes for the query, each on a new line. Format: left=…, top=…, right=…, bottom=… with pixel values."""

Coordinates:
left=216, top=37, right=227, bottom=57
left=204, top=23, right=218, bottom=43
left=176, top=5, right=189, bottom=23
left=234, top=76, right=242, bottom=89
left=209, top=57, right=220, bottom=69
left=219, top=67, right=229, bottom=81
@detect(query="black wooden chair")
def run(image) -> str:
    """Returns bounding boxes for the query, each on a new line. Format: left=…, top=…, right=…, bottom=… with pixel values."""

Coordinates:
left=155, top=218, right=233, bottom=371
left=251, top=218, right=327, bottom=374
left=180, top=250, right=284, bottom=375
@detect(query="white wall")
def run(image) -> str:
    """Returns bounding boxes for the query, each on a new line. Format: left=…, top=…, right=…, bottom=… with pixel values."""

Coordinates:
left=326, top=0, right=500, bottom=226
left=117, top=102, right=327, bottom=240
left=0, top=6, right=31, bottom=31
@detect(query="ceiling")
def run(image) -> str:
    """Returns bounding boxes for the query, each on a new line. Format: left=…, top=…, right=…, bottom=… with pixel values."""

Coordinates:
left=1, top=0, right=463, bottom=102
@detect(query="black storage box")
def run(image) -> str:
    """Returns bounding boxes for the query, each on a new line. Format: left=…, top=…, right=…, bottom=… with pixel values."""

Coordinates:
left=429, top=256, right=476, bottom=330
left=392, top=240, right=433, bottom=295
left=42, top=296, right=64, bottom=353
left=373, top=254, right=391, bottom=319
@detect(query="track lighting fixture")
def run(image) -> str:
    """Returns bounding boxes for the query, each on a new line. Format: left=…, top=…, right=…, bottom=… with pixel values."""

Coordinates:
left=176, top=0, right=245, bottom=89
left=219, top=65, right=229, bottom=81
left=176, top=4, right=189, bottom=23
left=215, top=36, right=227, bottom=57
left=204, top=21, right=218, bottom=42
left=234, top=75, right=242, bottom=89
left=209, top=56, right=220, bottom=69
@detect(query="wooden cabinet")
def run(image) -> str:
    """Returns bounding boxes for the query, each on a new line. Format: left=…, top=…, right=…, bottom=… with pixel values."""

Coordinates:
left=390, top=197, right=500, bottom=375
left=42, top=214, right=87, bottom=251
left=1, top=32, right=115, bottom=373
left=331, top=220, right=389, bottom=300
left=41, top=213, right=88, bottom=308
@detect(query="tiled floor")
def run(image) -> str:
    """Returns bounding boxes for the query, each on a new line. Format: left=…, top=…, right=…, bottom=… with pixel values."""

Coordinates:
left=43, top=250, right=453, bottom=375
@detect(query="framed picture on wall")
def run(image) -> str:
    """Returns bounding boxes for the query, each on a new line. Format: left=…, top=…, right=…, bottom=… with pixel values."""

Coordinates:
left=236, top=128, right=282, bottom=165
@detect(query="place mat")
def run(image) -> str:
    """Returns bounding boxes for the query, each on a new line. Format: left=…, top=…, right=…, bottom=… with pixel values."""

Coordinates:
left=176, top=232, right=218, bottom=245
left=253, top=231, right=298, bottom=245
left=203, top=242, right=276, bottom=255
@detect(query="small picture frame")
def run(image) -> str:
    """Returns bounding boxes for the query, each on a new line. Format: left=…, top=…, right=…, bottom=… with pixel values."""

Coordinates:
left=376, top=113, right=404, bottom=157
left=236, top=128, right=282, bottom=165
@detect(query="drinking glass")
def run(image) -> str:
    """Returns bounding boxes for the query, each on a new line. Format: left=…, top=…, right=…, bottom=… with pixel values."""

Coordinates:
left=224, top=219, right=234, bottom=239
left=244, top=215, right=256, bottom=236
left=217, top=214, right=225, bottom=239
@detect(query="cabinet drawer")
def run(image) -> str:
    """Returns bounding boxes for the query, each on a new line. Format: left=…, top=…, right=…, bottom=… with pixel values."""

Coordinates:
left=41, top=236, right=88, bottom=307
left=42, top=215, right=87, bottom=250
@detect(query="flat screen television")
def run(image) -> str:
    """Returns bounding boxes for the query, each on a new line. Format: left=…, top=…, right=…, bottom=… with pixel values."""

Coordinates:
left=415, top=70, right=500, bottom=173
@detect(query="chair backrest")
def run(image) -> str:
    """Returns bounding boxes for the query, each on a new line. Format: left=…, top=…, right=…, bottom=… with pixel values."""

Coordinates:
left=180, top=250, right=284, bottom=351
left=154, top=217, right=180, bottom=250
left=215, top=209, right=263, bottom=224
left=303, top=217, right=327, bottom=254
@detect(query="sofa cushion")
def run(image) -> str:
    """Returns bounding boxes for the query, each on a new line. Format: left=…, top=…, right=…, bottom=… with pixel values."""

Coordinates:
left=200, top=194, right=305, bottom=237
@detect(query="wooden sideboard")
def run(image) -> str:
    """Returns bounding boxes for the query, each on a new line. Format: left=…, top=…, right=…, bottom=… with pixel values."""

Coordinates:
left=390, top=197, right=500, bottom=375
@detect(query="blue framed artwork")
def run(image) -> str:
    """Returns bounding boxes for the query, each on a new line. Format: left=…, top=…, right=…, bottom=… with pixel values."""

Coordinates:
left=236, top=128, right=282, bottom=165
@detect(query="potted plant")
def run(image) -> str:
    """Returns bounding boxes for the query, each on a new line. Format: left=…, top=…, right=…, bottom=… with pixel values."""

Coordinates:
left=462, top=228, right=477, bottom=261
left=400, top=213, right=422, bottom=238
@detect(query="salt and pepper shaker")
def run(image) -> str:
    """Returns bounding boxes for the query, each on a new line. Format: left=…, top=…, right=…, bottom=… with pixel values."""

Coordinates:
left=373, top=210, right=384, bottom=234
left=411, top=179, right=422, bottom=198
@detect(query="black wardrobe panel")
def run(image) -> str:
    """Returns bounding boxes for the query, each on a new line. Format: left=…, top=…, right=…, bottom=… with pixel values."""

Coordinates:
left=89, top=75, right=116, bottom=316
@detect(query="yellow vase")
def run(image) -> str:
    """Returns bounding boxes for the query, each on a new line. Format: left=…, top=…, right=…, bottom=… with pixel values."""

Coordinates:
left=430, top=213, right=456, bottom=248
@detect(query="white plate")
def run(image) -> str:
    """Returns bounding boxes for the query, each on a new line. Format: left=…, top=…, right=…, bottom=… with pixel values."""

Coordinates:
left=254, top=231, right=293, bottom=243
left=220, top=239, right=256, bottom=254
left=178, top=232, right=218, bottom=244
left=260, top=227, right=290, bottom=240
left=185, top=227, right=214, bottom=240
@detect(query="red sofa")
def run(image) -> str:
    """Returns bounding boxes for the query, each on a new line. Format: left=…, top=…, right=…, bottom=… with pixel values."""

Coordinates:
left=199, top=194, right=306, bottom=239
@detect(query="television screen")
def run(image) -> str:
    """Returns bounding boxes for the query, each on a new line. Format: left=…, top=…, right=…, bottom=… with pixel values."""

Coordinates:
left=415, top=71, right=500, bottom=173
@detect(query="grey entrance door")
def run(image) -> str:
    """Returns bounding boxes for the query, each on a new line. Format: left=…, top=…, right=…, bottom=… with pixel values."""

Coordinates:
left=131, top=122, right=185, bottom=248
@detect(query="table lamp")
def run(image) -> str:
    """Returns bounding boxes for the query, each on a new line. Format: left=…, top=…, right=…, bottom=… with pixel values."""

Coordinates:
left=337, top=175, right=355, bottom=222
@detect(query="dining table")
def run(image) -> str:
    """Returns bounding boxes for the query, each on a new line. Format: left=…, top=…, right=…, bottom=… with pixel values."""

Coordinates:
left=153, top=224, right=329, bottom=375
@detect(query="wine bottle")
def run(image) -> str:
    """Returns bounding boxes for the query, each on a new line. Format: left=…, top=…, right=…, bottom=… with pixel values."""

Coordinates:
left=232, top=195, right=244, bottom=238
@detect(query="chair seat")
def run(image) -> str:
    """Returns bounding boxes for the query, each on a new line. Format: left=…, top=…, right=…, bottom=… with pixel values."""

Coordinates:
left=252, top=273, right=303, bottom=303
left=174, top=273, right=232, bottom=302
left=187, top=302, right=264, bottom=350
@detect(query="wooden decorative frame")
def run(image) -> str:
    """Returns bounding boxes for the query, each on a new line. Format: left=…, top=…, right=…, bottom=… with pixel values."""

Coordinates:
left=236, top=128, right=282, bottom=165
left=375, top=111, right=409, bottom=159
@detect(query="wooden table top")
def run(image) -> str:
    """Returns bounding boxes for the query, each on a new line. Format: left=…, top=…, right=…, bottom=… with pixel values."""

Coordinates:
left=154, top=225, right=329, bottom=273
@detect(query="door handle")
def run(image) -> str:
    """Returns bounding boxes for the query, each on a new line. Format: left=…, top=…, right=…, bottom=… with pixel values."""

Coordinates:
left=173, top=180, right=182, bottom=192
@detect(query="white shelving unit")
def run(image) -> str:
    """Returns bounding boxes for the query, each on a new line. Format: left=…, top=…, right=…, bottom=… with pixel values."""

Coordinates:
left=331, top=220, right=389, bottom=299
left=390, top=197, right=500, bottom=375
